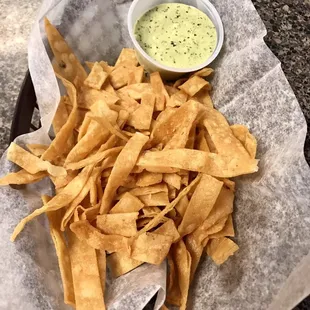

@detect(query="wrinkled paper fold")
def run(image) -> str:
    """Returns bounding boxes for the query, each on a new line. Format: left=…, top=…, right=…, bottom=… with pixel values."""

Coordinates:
left=0, top=0, right=309, bottom=309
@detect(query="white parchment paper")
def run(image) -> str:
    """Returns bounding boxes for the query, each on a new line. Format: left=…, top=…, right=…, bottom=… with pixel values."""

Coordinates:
left=0, top=0, right=309, bottom=309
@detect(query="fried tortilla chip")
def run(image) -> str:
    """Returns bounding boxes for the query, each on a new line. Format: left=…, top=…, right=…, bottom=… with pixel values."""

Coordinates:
left=230, top=124, right=257, bottom=158
left=96, top=213, right=139, bottom=237
left=96, top=250, right=107, bottom=297
left=67, top=231, right=105, bottom=310
left=202, top=109, right=252, bottom=160
left=44, top=195, right=75, bottom=306
left=115, top=48, right=138, bottom=67
left=44, top=18, right=87, bottom=87
left=7, top=142, right=66, bottom=177
left=195, top=129, right=210, bottom=152
left=100, top=133, right=149, bottom=214
left=191, top=67, right=214, bottom=78
left=154, top=219, right=180, bottom=243
left=167, top=90, right=188, bottom=108
left=166, top=252, right=181, bottom=306
left=78, top=87, right=119, bottom=109
left=136, top=171, right=163, bottom=187
left=192, top=88, right=213, bottom=108
left=127, top=92, right=155, bottom=130
left=66, top=146, right=122, bottom=171
left=175, top=195, right=189, bottom=218
left=137, top=149, right=258, bottom=178
left=65, top=120, right=110, bottom=164
left=178, top=174, right=223, bottom=237
left=206, top=237, right=239, bottom=265
left=70, top=220, right=130, bottom=254
left=204, top=216, right=227, bottom=235
left=151, top=100, right=199, bottom=149
left=42, top=75, right=77, bottom=161
left=185, top=233, right=207, bottom=283
left=26, top=144, right=49, bottom=157
left=109, top=192, right=144, bottom=214
left=204, top=187, right=234, bottom=229
left=11, top=165, right=93, bottom=241
left=86, top=60, right=114, bottom=73
left=150, top=72, right=170, bottom=111
left=127, top=183, right=168, bottom=197
left=172, top=240, right=191, bottom=310
left=131, top=232, right=173, bottom=265
left=163, top=173, right=181, bottom=190
left=128, top=66, right=144, bottom=85
left=117, top=83, right=153, bottom=100
left=178, top=76, right=210, bottom=97
left=137, top=174, right=201, bottom=236
left=110, top=65, right=132, bottom=89
left=138, top=192, right=170, bottom=206
left=107, top=252, right=143, bottom=278
left=53, top=96, right=69, bottom=135
left=209, top=214, right=235, bottom=238
left=0, top=169, right=47, bottom=185
left=84, top=62, right=108, bottom=90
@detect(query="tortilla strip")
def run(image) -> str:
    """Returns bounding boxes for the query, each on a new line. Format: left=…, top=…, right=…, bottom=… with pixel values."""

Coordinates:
left=96, top=213, right=139, bottom=237
left=53, top=96, right=69, bottom=135
left=131, top=232, right=173, bottom=265
left=136, top=171, right=162, bottom=187
left=11, top=165, right=93, bottom=241
left=7, top=143, right=66, bottom=177
left=230, top=124, right=257, bottom=158
left=178, top=76, right=209, bottom=97
left=100, top=133, right=149, bottom=214
left=26, top=144, right=49, bottom=157
left=115, top=48, right=138, bottom=67
left=127, top=92, right=155, bottom=130
left=154, top=219, right=180, bottom=243
left=70, top=220, right=130, bottom=254
left=0, top=169, right=47, bottom=185
left=202, top=109, right=252, bottom=160
left=107, top=252, right=143, bottom=278
left=172, top=240, right=191, bottom=310
left=109, top=192, right=144, bottom=214
left=66, top=146, right=122, bottom=171
left=178, top=174, right=223, bottom=237
left=84, top=62, right=108, bottom=90
left=78, top=87, right=119, bottom=109
left=206, top=237, right=239, bottom=265
left=209, top=214, right=235, bottom=238
left=118, top=83, right=153, bottom=100
left=68, top=231, right=105, bottom=310
left=138, top=192, right=170, bottom=207
left=44, top=196, right=75, bottom=306
left=44, top=18, right=87, bottom=87
left=65, top=120, right=110, bottom=164
left=151, top=100, right=199, bottom=148
left=150, top=72, right=170, bottom=111
left=42, top=75, right=77, bottom=161
left=191, top=67, right=214, bottom=78
left=137, top=149, right=258, bottom=178
left=167, top=90, right=188, bottom=108
left=128, top=66, right=144, bottom=85
left=136, top=174, right=202, bottom=236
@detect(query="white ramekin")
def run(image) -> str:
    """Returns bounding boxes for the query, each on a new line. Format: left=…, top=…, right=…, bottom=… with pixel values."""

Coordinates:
left=127, top=0, right=224, bottom=80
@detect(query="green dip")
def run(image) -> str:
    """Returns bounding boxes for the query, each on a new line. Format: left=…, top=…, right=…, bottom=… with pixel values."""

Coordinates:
left=134, top=3, right=217, bottom=68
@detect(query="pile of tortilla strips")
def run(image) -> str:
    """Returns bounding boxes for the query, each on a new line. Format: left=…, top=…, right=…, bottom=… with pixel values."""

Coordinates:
left=0, top=18, right=258, bottom=310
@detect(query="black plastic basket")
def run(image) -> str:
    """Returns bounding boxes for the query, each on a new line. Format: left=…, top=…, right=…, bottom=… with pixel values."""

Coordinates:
left=10, top=71, right=41, bottom=143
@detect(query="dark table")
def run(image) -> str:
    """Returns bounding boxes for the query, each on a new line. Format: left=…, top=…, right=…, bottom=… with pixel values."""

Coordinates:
left=252, top=1, right=310, bottom=308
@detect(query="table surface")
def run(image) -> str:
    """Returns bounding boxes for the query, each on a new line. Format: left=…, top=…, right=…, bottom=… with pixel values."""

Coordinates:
left=0, top=0, right=309, bottom=309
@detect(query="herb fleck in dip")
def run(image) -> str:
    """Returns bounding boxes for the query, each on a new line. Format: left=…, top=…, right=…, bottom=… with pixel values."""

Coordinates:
left=134, top=3, right=217, bottom=68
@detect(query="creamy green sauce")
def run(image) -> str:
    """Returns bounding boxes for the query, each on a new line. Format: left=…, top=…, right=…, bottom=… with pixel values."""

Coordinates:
left=134, top=3, right=217, bottom=68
